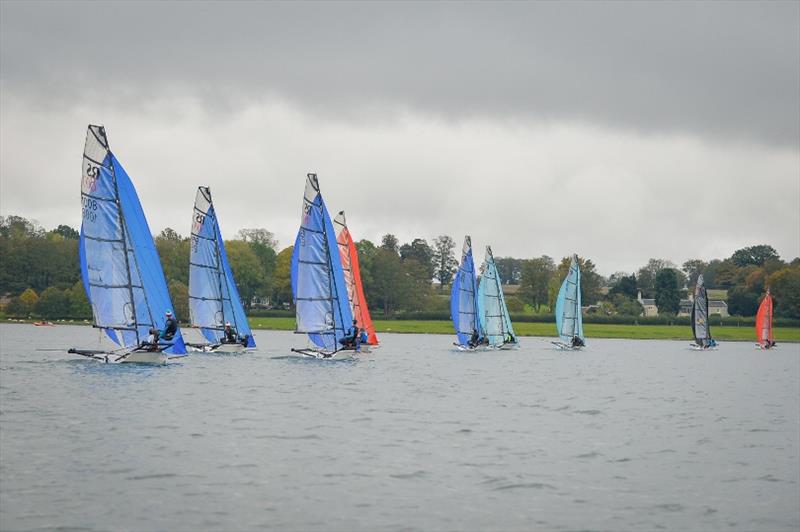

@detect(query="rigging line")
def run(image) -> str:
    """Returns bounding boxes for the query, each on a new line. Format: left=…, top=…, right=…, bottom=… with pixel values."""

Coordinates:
left=81, top=192, right=116, bottom=203
left=83, top=235, right=125, bottom=244
left=89, top=126, right=107, bottom=148
left=83, top=153, right=107, bottom=167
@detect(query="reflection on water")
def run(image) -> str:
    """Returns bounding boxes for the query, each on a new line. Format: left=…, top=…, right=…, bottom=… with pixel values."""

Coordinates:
left=1, top=323, right=798, bottom=531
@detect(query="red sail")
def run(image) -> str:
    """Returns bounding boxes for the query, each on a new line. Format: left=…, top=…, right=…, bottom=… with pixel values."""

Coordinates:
left=755, top=292, right=773, bottom=346
left=334, top=213, right=379, bottom=345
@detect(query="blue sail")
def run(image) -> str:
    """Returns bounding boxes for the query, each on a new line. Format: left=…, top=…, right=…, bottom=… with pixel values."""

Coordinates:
left=290, top=174, right=353, bottom=351
left=189, top=187, right=255, bottom=347
left=555, top=255, right=583, bottom=344
left=79, top=125, right=186, bottom=355
left=451, top=236, right=481, bottom=346
left=477, top=246, right=516, bottom=346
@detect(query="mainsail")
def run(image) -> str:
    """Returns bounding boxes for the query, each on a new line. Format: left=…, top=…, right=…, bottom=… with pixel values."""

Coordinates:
left=333, top=211, right=378, bottom=345
left=290, top=174, right=354, bottom=351
left=755, top=290, right=773, bottom=347
left=477, top=246, right=516, bottom=346
left=555, top=255, right=584, bottom=344
left=691, top=274, right=712, bottom=347
left=79, top=125, right=186, bottom=355
left=451, top=236, right=482, bottom=346
left=189, top=186, right=255, bottom=347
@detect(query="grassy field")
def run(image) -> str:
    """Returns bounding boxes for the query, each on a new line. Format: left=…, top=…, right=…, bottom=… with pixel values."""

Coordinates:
left=5, top=316, right=797, bottom=342
left=246, top=317, right=800, bottom=342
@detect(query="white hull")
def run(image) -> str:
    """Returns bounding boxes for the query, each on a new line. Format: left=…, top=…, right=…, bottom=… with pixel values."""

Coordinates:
left=552, top=341, right=584, bottom=351
left=454, top=342, right=519, bottom=352
left=187, top=343, right=248, bottom=354
left=290, top=348, right=356, bottom=360
left=69, top=349, right=168, bottom=365
left=755, top=344, right=777, bottom=350
left=689, top=344, right=718, bottom=351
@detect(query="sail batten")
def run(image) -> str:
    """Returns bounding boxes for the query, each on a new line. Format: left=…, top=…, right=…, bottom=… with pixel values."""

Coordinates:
left=555, top=255, right=584, bottom=344
left=188, top=186, right=255, bottom=347
left=477, top=246, right=516, bottom=346
left=291, top=174, right=354, bottom=351
left=333, top=212, right=379, bottom=345
left=79, top=125, right=186, bottom=355
left=451, top=236, right=482, bottom=346
left=755, top=291, right=773, bottom=347
left=691, top=274, right=712, bottom=347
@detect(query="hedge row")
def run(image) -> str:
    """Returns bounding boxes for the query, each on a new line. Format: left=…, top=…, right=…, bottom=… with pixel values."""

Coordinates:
left=246, top=309, right=799, bottom=328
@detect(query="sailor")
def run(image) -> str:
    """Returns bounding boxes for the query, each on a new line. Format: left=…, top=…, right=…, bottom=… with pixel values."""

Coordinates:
left=143, top=327, right=160, bottom=351
left=570, top=335, right=585, bottom=348
left=468, top=328, right=480, bottom=347
left=160, top=310, right=178, bottom=341
left=360, top=329, right=369, bottom=344
left=339, top=319, right=359, bottom=347
left=506, top=333, right=515, bottom=344
left=222, top=322, right=238, bottom=343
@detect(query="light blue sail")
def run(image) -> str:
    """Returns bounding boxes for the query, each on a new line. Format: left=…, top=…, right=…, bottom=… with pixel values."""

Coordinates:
left=79, top=125, right=186, bottom=355
left=477, top=246, right=516, bottom=346
left=189, top=187, right=255, bottom=347
left=555, top=255, right=583, bottom=344
left=290, top=174, right=353, bottom=351
left=451, top=236, right=481, bottom=346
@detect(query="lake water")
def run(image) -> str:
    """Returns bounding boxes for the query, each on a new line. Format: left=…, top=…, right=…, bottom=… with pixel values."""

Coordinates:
left=1, top=323, right=798, bottom=531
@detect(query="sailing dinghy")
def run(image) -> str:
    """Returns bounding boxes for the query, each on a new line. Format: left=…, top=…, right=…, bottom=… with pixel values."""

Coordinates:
left=755, top=290, right=775, bottom=349
left=451, top=236, right=485, bottom=350
left=333, top=211, right=379, bottom=350
left=690, top=274, right=717, bottom=350
left=68, top=125, right=187, bottom=365
left=187, top=186, right=255, bottom=353
left=290, top=174, right=356, bottom=359
left=552, top=255, right=585, bottom=350
left=477, top=246, right=519, bottom=349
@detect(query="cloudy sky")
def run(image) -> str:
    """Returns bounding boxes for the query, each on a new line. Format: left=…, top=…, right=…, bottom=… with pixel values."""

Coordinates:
left=1, top=1, right=798, bottom=274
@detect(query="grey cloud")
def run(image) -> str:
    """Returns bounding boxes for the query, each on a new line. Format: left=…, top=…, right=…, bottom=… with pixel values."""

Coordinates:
left=2, top=1, right=798, bottom=146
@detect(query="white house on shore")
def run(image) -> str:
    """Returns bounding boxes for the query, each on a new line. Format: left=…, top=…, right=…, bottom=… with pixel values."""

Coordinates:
left=636, top=290, right=729, bottom=317
left=637, top=291, right=659, bottom=317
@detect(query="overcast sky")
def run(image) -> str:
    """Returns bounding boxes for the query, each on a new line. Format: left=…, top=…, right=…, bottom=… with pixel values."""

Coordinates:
left=1, top=1, right=798, bottom=275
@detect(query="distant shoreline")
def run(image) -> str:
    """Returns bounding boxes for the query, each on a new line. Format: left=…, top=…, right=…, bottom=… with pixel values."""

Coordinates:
left=5, top=318, right=798, bottom=343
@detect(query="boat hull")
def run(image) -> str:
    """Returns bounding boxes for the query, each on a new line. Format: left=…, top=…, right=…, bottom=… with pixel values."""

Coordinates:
left=290, top=348, right=356, bottom=360
left=187, top=343, right=248, bottom=354
left=689, top=344, right=718, bottom=351
left=552, top=341, right=584, bottom=351
left=69, top=348, right=168, bottom=365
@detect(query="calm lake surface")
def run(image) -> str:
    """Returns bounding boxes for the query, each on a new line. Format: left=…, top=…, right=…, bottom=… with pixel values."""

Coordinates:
left=1, top=323, right=798, bottom=531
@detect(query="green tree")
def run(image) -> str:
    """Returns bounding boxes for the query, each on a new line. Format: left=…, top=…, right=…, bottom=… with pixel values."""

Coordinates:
left=273, top=246, right=294, bottom=306
left=237, top=228, right=278, bottom=249
left=19, top=288, right=39, bottom=315
left=727, top=286, right=760, bottom=316
left=399, top=238, right=434, bottom=280
left=681, top=259, right=708, bottom=289
left=225, top=240, right=265, bottom=309
left=654, top=268, right=681, bottom=316
left=355, top=240, right=378, bottom=298
left=495, top=257, right=523, bottom=285
left=68, top=280, right=92, bottom=319
left=730, top=245, right=780, bottom=267
left=610, top=293, right=644, bottom=316
left=609, top=274, right=638, bottom=299
left=369, top=248, right=405, bottom=315
left=432, top=235, right=457, bottom=288
left=168, top=280, right=189, bottom=323
left=380, top=234, right=399, bottom=254
left=637, top=258, right=676, bottom=298
left=36, top=287, right=70, bottom=318
left=768, top=266, right=800, bottom=318
left=519, top=256, right=554, bottom=310
left=155, top=230, right=190, bottom=285
left=52, top=225, right=79, bottom=239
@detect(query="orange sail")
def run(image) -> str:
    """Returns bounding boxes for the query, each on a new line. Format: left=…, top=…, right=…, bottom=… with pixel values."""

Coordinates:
left=333, top=212, right=379, bottom=345
left=755, top=291, right=773, bottom=347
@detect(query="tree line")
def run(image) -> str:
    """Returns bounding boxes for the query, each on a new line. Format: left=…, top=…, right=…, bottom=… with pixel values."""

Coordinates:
left=1, top=215, right=798, bottom=320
